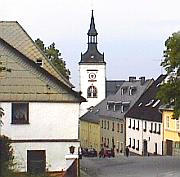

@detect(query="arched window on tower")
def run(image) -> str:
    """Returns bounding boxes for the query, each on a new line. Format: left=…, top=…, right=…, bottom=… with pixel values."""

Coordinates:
left=87, top=85, right=97, bottom=98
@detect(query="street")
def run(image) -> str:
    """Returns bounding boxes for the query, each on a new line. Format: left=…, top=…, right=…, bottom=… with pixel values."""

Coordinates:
left=80, top=156, right=180, bottom=177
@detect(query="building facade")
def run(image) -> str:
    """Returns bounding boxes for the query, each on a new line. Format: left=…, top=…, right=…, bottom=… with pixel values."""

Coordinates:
left=0, top=21, right=85, bottom=175
left=160, top=106, right=180, bottom=156
left=79, top=11, right=106, bottom=116
left=126, top=75, right=166, bottom=156
left=80, top=77, right=152, bottom=155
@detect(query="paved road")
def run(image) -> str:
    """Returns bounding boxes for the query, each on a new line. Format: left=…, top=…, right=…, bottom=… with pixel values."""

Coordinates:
left=80, top=156, right=180, bottom=177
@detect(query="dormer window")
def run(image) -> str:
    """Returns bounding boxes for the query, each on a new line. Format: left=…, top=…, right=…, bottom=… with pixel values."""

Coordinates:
left=114, top=102, right=121, bottom=111
left=121, top=86, right=128, bottom=95
left=107, top=101, right=114, bottom=110
left=121, top=102, right=130, bottom=113
left=145, top=100, right=154, bottom=107
left=129, top=86, right=137, bottom=95
left=152, top=100, right=160, bottom=108
left=36, top=59, right=43, bottom=67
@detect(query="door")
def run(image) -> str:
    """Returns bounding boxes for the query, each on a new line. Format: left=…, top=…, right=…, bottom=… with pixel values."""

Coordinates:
left=27, top=150, right=46, bottom=174
left=166, top=140, right=173, bottom=155
left=143, top=140, right=147, bottom=156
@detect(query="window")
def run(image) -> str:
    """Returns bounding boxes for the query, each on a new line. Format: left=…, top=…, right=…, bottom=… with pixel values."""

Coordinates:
left=176, top=118, right=180, bottom=131
left=117, top=123, right=119, bottom=132
left=157, top=124, right=161, bottom=134
left=136, top=140, right=139, bottom=151
left=136, top=120, right=139, bottom=130
left=112, top=122, right=114, bottom=131
left=154, top=123, right=157, bottom=133
left=150, top=123, right=153, bottom=133
left=121, top=124, right=123, bottom=133
left=166, top=116, right=170, bottom=128
left=129, top=138, right=131, bottom=147
left=175, top=142, right=180, bottom=149
left=36, top=59, right=43, bottom=67
left=87, top=85, right=97, bottom=98
left=102, top=137, right=103, bottom=143
left=104, top=120, right=106, bottom=129
left=27, top=150, right=46, bottom=174
left=101, top=120, right=103, bottom=128
left=128, top=119, right=131, bottom=128
left=114, top=102, right=121, bottom=111
left=12, top=103, right=29, bottom=124
left=144, top=121, right=147, bottom=132
left=107, top=121, right=109, bottom=130
left=145, top=99, right=154, bottom=107
left=129, top=86, right=136, bottom=95
left=107, top=101, right=114, bottom=110
left=132, top=120, right=135, bottom=130
left=132, top=139, right=135, bottom=149
left=107, top=138, right=109, bottom=146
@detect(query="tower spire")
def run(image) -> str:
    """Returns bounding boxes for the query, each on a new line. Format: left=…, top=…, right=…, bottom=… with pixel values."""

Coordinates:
left=88, top=10, right=98, bottom=37
left=80, top=10, right=105, bottom=64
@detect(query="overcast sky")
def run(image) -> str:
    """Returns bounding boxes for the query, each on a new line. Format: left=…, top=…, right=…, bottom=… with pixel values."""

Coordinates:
left=1, top=0, right=180, bottom=89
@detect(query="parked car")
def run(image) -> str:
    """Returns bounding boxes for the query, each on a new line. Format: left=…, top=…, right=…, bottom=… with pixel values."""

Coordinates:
left=82, top=148, right=97, bottom=157
left=88, top=148, right=97, bottom=157
left=104, top=149, right=114, bottom=158
left=82, top=148, right=89, bottom=157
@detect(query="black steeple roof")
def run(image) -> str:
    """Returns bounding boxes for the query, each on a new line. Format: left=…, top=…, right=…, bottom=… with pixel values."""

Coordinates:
left=79, top=10, right=105, bottom=64
left=87, top=10, right=98, bottom=36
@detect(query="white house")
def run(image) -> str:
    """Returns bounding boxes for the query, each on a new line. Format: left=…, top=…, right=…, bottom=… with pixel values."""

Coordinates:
left=0, top=21, right=85, bottom=175
left=125, top=75, right=166, bottom=156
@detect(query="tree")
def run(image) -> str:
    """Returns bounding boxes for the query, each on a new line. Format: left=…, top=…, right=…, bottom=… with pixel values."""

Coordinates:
left=0, top=135, right=15, bottom=177
left=35, top=39, right=71, bottom=80
left=157, top=31, right=180, bottom=118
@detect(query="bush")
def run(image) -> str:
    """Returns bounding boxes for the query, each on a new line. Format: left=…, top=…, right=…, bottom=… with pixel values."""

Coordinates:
left=0, top=135, right=15, bottom=177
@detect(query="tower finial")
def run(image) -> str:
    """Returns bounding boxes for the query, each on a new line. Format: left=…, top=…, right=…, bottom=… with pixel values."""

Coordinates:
left=88, top=10, right=98, bottom=36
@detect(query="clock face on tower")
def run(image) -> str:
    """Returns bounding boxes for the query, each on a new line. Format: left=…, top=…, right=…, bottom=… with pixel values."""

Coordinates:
left=89, top=73, right=96, bottom=80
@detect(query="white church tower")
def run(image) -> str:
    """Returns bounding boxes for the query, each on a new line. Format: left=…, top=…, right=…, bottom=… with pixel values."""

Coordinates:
left=79, top=10, right=106, bottom=116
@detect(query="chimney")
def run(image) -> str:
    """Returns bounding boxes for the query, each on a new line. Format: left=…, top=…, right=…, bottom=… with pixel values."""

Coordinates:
left=139, top=77, right=145, bottom=85
left=129, top=76, right=136, bottom=82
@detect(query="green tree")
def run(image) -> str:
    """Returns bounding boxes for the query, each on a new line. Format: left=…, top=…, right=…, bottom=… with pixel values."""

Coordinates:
left=157, top=31, right=180, bottom=118
left=35, top=39, right=71, bottom=80
left=0, top=135, right=15, bottom=177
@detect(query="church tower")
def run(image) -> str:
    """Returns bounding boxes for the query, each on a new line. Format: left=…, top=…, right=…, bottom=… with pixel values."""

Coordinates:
left=79, top=10, right=106, bottom=116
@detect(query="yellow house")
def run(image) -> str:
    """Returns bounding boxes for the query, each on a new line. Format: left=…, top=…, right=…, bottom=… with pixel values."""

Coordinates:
left=160, top=105, right=180, bottom=155
left=80, top=119, right=101, bottom=152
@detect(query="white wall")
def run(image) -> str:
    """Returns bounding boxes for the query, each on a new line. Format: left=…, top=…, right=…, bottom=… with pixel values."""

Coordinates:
left=126, top=117, right=163, bottom=155
left=1, top=102, right=79, bottom=139
left=12, top=142, right=80, bottom=172
left=79, top=64, right=106, bottom=116
left=0, top=102, right=80, bottom=172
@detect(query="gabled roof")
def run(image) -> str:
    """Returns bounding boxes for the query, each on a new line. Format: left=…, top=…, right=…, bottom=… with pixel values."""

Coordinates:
left=106, top=80, right=125, bottom=96
left=80, top=78, right=153, bottom=123
left=0, top=21, right=73, bottom=88
left=125, top=75, right=167, bottom=122
left=0, top=37, right=86, bottom=103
